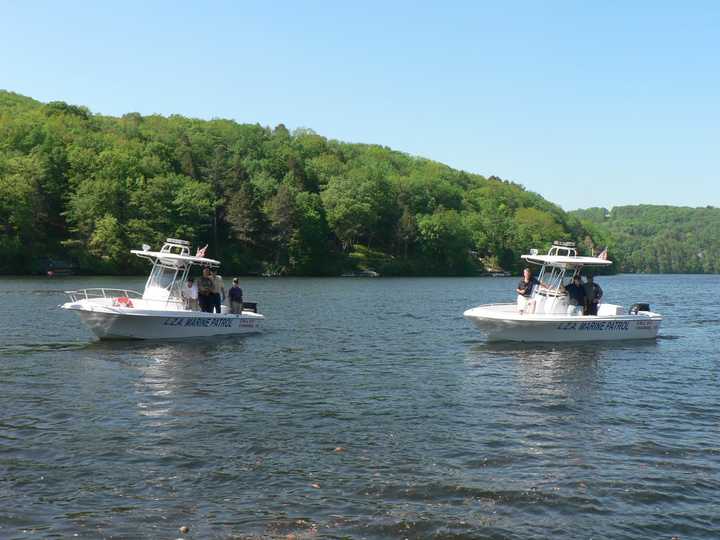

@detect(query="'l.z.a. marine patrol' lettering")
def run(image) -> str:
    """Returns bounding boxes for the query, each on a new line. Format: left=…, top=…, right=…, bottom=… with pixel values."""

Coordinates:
left=556, top=320, right=629, bottom=331
left=163, top=317, right=234, bottom=328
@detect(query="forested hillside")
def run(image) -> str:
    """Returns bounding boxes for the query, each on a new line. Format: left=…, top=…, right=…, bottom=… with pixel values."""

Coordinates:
left=1, top=90, right=597, bottom=275
left=572, top=205, right=720, bottom=273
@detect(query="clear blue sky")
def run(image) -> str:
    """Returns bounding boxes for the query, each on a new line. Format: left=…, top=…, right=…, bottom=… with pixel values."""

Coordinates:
left=2, top=1, right=718, bottom=210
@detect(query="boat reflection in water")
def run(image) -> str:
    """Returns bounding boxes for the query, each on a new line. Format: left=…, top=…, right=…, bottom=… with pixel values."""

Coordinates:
left=464, top=339, right=660, bottom=414
left=82, top=338, right=247, bottom=459
left=462, top=339, right=661, bottom=464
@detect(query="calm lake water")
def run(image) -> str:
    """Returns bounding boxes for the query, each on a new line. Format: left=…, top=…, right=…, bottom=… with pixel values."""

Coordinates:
left=1, top=274, right=718, bottom=539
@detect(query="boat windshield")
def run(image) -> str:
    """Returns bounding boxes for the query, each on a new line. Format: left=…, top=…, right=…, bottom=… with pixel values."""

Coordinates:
left=536, top=264, right=586, bottom=296
left=149, top=265, right=177, bottom=289
left=144, top=262, right=188, bottom=302
left=537, top=265, right=566, bottom=293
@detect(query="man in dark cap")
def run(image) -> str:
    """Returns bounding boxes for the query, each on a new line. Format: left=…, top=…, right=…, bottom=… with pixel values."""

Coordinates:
left=564, top=274, right=586, bottom=315
left=583, top=275, right=603, bottom=315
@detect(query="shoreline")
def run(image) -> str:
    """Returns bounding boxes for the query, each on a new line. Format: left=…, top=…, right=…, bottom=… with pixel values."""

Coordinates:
left=4, top=271, right=716, bottom=279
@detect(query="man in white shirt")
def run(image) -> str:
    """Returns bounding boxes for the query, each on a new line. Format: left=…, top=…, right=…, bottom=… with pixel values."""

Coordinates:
left=210, top=270, right=225, bottom=313
left=181, top=277, right=199, bottom=311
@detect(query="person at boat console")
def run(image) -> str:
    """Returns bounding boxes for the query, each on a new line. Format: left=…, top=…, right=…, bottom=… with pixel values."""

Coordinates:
left=564, top=275, right=586, bottom=316
left=198, top=267, right=215, bottom=313
left=516, top=268, right=540, bottom=314
left=583, top=275, right=603, bottom=315
left=229, top=278, right=243, bottom=314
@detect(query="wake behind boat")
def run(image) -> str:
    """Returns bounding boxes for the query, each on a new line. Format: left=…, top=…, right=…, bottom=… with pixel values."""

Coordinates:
left=463, top=242, right=662, bottom=342
left=61, top=238, right=264, bottom=339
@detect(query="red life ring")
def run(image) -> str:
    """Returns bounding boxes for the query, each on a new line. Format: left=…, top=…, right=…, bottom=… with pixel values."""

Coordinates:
left=113, top=297, right=134, bottom=308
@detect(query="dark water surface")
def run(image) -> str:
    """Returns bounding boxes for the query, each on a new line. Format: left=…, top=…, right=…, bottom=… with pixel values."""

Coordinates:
left=1, top=275, right=718, bottom=539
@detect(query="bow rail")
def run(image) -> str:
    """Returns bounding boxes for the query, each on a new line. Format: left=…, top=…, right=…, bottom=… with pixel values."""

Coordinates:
left=64, top=288, right=143, bottom=303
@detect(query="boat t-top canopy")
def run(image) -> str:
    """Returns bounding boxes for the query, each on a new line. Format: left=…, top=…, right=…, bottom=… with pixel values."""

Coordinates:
left=521, top=254, right=612, bottom=268
left=130, top=238, right=220, bottom=268
left=130, top=250, right=221, bottom=268
left=521, top=241, right=612, bottom=269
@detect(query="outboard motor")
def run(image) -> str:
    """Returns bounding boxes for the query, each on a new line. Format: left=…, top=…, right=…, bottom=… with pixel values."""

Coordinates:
left=629, top=302, right=651, bottom=314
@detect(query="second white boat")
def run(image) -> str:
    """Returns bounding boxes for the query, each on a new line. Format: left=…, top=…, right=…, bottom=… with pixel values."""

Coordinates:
left=464, top=242, right=662, bottom=342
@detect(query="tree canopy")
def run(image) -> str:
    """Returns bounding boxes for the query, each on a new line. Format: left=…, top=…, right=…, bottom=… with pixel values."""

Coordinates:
left=1, top=90, right=613, bottom=275
left=571, top=205, right=720, bottom=273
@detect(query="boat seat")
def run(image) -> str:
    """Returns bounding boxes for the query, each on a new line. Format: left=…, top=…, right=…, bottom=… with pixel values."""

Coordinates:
left=597, top=304, right=625, bottom=316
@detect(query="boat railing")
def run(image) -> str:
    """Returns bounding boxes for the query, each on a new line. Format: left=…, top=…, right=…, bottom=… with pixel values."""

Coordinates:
left=64, top=288, right=144, bottom=303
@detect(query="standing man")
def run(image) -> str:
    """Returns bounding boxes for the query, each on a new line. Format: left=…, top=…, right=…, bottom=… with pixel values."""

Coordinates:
left=210, top=268, right=225, bottom=314
left=229, top=278, right=244, bottom=314
left=197, top=267, right=214, bottom=313
left=564, top=274, right=586, bottom=315
left=583, top=275, right=603, bottom=315
left=181, top=277, right=198, bottom=311
left=516, top=267, right=539, bottom=314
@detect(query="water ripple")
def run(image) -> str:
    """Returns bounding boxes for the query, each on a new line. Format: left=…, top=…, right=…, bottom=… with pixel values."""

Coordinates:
left=1, top=275, right=719, bottom=539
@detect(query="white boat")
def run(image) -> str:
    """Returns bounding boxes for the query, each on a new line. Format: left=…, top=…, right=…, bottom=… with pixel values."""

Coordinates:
left=463, top=242, right=661, bottom=342
left=61, top=238, right=264, bottom=340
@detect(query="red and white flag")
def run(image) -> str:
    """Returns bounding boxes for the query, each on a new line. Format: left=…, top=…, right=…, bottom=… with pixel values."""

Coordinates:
left=196, top=244, right=208, bottom=257
left=597, top=247, right=608, bottom=260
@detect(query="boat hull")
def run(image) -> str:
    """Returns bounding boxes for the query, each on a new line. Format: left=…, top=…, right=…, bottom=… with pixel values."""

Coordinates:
left=464, top=304, right=661, bottom=342
left=64, top=305, right=263, bottom=340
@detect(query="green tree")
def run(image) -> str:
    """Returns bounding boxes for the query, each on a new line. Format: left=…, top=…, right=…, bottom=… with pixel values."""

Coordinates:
left=88, top=214, right=126, bottom=270
left=289, top=192, right=334, bottom=274
left=417, top=210, right=474, bottom=275
left=265, top=182, right=298, bottom=269
left=0, top=154, right=43, bottom=271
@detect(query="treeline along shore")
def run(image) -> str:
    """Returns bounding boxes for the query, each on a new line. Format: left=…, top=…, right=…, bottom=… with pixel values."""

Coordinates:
left=1, top=90, right=719, bottom=276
